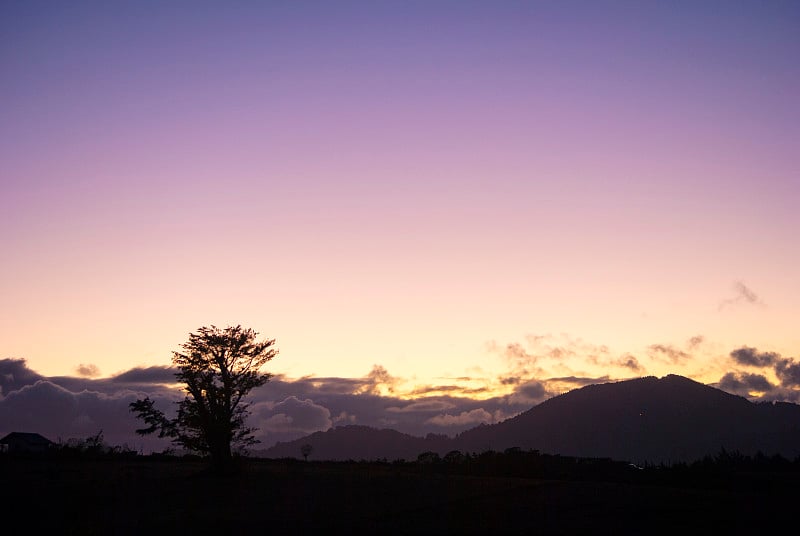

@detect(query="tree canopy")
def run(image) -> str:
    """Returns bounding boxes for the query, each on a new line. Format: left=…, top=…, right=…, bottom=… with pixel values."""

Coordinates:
left=130, top=325, right=278, bottom=470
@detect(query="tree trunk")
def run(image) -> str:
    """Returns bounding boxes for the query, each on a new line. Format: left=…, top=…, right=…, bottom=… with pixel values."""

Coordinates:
left=209, top=433, right=233, bottom=473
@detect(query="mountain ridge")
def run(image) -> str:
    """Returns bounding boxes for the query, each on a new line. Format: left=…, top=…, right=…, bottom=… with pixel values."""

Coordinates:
left=261, top=375, right=800, bottom=463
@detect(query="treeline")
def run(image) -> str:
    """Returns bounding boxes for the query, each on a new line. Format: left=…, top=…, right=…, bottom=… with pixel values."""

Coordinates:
left=260, top=445, right=800, bottom=485
left=406, top=447, right=637, bottom=481
left=0, top=431, right=139, bottom=460
left=7, top=433, right=800, bottom=485
left=395, top=446, right=800, bottom=485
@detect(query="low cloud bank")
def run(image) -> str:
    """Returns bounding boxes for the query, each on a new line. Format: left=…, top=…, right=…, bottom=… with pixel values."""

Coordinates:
left=717, top=347, right=800, bottom=402
left=0, top=359, right=535, bottom=451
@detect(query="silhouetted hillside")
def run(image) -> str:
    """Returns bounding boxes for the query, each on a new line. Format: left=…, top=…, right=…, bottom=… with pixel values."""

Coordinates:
left=261, top=425, right=451, bottom=461
left=262, top=375, right=800, bottom=464
left=456, top=375, right=800, bottom=463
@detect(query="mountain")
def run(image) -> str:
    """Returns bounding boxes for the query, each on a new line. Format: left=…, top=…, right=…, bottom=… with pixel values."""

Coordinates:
left=456, top=374, right=800, bottom=463
left=260, top=425, right=452, bottom=461
left=260, top=375, right=800, bottom=464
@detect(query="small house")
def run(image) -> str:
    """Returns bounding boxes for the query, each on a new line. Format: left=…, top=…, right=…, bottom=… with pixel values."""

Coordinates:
left=0, top=432, right=53, bottom=454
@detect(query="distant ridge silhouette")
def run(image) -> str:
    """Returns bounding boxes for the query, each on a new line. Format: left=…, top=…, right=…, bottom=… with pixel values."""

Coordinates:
left=261, top=425, right=451, bottom=461
left=262, top=375, right=800, bottom=463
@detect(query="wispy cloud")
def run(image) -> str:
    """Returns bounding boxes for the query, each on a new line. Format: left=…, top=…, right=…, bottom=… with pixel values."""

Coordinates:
left=647, top=344, right=691, bottom=364
left=425, top=408, right=497, bottom=427
left=544, top=375, right=613, bottom=390
left=499, top=376, right=521, bottom=385
left=111, top=366, right=177, bottom=384
left=362, top=365, right=397, bottom=395
left=408, top=385, right=463, bottom=395
left=718, top=281, right=765, bottom=311
left=614, top=354, right=643, bottom=372
left=387, top=400, right=455, bottom=413
left=687, top=335, right=705, bottom=350
left=489, top=333, right=632, bottom=383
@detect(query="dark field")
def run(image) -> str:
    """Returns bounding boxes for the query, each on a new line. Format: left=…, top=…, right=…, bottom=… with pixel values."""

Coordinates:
left=3, top=456, right=797, bottom=535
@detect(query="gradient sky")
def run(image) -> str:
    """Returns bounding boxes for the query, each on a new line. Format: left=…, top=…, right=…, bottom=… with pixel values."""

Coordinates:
left=2, top=1, right=799, bottom=401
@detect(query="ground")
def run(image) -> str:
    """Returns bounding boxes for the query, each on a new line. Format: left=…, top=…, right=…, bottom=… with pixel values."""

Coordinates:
left=2, top=457, right=796, bottom=534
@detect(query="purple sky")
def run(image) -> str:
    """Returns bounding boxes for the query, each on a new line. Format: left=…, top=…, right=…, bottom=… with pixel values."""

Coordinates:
left=2, top=1, right=799, bottom=441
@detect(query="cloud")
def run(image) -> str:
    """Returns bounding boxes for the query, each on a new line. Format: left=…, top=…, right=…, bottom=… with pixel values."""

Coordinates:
left=499, top=376, right=520, bottom=385
left=726, top=347, right=800, bottom=389
left=253, top=373, right=535, bottom=439
left=0, top=358, right=45, bottom=395
left=647, top=344, right=691, bottom=364
left=545, top=376, right=613, bottom=390
left=0, top=379, right=176, bottom=452
left=615, top=354, right=643, bottom=372
left=408, top=384, right=472, bottom=396
left=719, top=281, right=765, bottom=311
left=426, top=408, right=495, bottom=427
left=716, top=372, right=775, bottom=396
left=768, top=387, right=800, bottom=403
left=487, top=336, right=563, bottom=374
left=367, top=364, right=393, bottom=383
left=332, top=411, right=356, bottom=424
left=775, top=359, right=800, bottom=388
left=503, top=342, right=537, bottom=364
left=687, top=335, right=705, bottom=350
left=5, top=351, right=797, bottom=459
left=33, top=349, right=800, bottom=456
left=355, top=365, right=398, bottom=395
left=518, top=380, right=547, bottom=400
left=730, top=347, right=780, bottom=368
left=75, top=364, right=100, bottom=377
left=462, top=387, right=490, bottom=395
left=490, top=334, right=626, bottom=384
left=2, top=360, right=537, bottom=453
left=111, top=366, right=178, bottom=384
left=386, top=400, right=455, bottom=413
left=252, top=396, right=332, bottom=439
left=509, top=379, right=550, bottom=405
left=289, top=376, right=367, bottom=395
left=409, top=385, right=460, bottom=394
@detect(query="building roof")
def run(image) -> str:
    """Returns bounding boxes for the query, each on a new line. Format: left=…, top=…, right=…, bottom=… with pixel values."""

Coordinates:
left=0, top=432, right=53, bottom=446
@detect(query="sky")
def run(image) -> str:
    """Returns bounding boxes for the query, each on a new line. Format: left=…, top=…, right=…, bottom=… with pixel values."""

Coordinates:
left=2, top=1, right=799, bottom=448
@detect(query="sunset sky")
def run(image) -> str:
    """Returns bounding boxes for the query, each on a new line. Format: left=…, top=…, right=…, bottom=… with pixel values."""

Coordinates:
left=2, top=0, right=799, bottom=440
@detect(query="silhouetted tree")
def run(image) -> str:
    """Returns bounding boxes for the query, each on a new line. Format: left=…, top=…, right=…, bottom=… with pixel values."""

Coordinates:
left=416, top=451, right=441, bottom=464
left=130, top=325, right=278, bottom=471
left=443, top=450, right=465, bottom=464
left=301, top=443, right=313, bottom=461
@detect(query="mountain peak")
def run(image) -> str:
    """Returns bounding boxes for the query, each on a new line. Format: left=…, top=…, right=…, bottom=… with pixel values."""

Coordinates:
left=456, top=374, right=796, bottom=463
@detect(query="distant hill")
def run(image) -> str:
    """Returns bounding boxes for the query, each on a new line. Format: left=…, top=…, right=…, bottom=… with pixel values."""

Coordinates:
left=456, top=374, right=800, bottom=464
left=261, top=375, right=800, bottom=464
left=260, top=425, right=452, bottom=461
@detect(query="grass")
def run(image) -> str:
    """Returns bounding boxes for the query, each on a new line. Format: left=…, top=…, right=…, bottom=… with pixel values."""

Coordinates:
left=2, top=456, right=797, bottom=534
